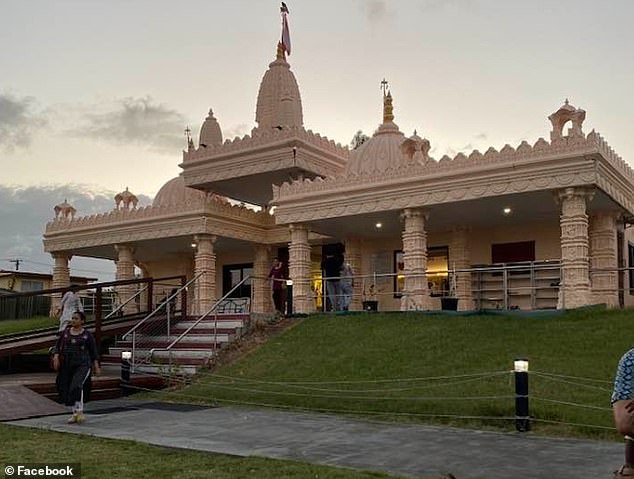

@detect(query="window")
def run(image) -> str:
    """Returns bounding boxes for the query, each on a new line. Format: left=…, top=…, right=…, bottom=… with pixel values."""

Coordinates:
left=222, top=264, right=253, bottom=298
left=21, top=280, right=44, bottom=292
left=394, top=247, right=449, bottom=297
left=491, top=241, right=535, bottom=264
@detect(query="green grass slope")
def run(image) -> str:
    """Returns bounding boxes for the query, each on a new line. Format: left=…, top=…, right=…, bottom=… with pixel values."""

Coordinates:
left=160, top=308, right=634, bottom=440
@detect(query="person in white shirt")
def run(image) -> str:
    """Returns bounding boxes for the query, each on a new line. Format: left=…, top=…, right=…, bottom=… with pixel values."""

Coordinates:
left=57, top=285, right=84, bottom=332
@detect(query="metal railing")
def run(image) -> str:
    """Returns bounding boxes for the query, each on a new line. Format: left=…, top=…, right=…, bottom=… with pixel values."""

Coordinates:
left=316, top=260, right=567, bottom=312
left=147, top=275, right=252, bottom=368
left=122, top=271, right=204, bottom=368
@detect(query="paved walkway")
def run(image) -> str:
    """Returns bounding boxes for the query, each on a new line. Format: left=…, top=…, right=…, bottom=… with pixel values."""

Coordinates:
left=8, top=399, right=623, bottom=478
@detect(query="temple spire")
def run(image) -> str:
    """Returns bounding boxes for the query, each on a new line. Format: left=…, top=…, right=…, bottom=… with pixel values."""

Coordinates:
left=383, top=91, right=394, bottom=124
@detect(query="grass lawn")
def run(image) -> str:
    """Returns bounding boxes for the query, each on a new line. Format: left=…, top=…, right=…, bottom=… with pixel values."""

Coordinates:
left=0, top=316, right=56, bottom=336
left=151, top=308, right=634, bottom=440
left=0, top=424, right=411, bottom=479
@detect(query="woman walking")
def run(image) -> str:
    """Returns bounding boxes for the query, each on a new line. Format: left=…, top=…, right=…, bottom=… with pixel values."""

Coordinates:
left=52, top=311, right=100, bottom=424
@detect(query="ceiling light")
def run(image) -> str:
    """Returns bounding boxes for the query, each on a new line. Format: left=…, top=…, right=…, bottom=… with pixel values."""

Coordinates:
left=503, top=207, right=512, bottom=215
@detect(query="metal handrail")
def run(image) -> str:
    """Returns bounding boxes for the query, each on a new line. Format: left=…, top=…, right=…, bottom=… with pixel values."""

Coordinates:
left=122, top=271, right=203, bottom=340
left=148, top=274, right=252, bottom=362
left=104, top=285, right=148, bottom=320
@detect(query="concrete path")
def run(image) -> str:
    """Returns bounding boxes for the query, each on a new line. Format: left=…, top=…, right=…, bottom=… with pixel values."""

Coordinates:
left=8, top=399, right=623, bottom=478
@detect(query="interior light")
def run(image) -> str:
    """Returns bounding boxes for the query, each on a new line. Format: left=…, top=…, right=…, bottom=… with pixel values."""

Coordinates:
left=503, top=207, right=512, bottom=215
left=375, top=222, right=382, bottom=228
left=191, top=243, right=197, bottom=248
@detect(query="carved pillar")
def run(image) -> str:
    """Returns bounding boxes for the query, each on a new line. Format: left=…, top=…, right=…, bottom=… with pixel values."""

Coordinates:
left=589, top=212, right=619, bottom=307
left=449, top=226, right=473, bottom=311
left=50, top=252, right=71, bottom=316
left=115, top=244, right=136, bottom=314
left=253, top=244, right=274, bottom=314
left=194, top=234, right=216, bottom=315
left=344, top=238, right=363, bottom=311
left=557, top=187, right=593, bottom=309
left=400, top=209, right=431, bottom=311
left=289, top=224, right=312, bottom=314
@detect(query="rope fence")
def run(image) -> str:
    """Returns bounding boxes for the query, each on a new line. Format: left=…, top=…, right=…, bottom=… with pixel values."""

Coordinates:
left=120, top=365, right=619, bottom=435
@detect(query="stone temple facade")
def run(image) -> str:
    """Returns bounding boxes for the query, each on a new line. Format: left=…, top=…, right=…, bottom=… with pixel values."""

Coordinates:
left=43, top=40, right=634, bottom=315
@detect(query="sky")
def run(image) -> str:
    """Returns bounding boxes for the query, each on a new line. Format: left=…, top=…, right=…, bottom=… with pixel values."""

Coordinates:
left=1, top=0, right=633, bottom=281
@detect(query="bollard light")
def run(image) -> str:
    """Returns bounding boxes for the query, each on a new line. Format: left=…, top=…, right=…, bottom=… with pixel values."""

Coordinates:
left=514, top=359, right=529, bottom=372
left=286, top=279, right=293, bottom=286
left=121, top=351, right=132, bottom=360
left=513, top=357, right=530, bottom=432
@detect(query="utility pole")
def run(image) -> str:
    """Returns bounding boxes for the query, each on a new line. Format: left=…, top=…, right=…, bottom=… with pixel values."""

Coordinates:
left=9, top=259, right=22, bottom=271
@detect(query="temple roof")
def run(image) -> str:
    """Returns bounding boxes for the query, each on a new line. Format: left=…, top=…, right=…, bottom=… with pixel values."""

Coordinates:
left=253, top=43, right=303, bottom=134
left=345, top=91, right=406, bottom=176
left=199, top=108, right=223, bottom=148
left=153, top=176, right=208, bottom=207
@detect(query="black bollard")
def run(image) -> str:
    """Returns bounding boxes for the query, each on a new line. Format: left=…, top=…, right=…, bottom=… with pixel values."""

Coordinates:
left=514, top=358, right=530, bottom=432
left=286, top=281, right=293, bottom=317
left=120, top=352, right=131, bottom=397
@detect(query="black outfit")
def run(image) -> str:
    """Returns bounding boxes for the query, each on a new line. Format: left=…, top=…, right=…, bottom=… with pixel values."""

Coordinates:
left=54, top=327, right=98, bottom=406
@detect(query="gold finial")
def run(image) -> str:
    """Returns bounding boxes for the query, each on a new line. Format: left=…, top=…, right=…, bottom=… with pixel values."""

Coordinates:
left=383, top=91, right=394, bottom=123
left=276, top=42, right=285, bottom=60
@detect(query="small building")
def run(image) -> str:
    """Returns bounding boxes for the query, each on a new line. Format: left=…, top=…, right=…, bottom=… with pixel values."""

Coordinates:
left=0, top=270, right=97, bottom=293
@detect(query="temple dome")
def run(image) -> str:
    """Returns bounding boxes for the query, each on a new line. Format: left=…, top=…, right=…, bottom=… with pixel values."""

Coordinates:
left=199, top=108, right=223, bottom=147
left=345, top=92, right=406, bottom=175
left=254, top=44, right=303, bottom=134
left=153, top=176, right=207, bottom=207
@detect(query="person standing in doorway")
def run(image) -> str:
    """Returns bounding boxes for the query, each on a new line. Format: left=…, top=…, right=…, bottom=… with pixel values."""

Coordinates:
left=322, top=253, right=343, bottom=311
left=56, top=284, right=84, bottom=332
left=268, top=257, right=287, bottom=315
left=340, top=259, right=354, bottom=311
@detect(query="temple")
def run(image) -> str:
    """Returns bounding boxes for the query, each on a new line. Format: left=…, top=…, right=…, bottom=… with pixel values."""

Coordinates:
left=43, top=36, right=634, bottom=314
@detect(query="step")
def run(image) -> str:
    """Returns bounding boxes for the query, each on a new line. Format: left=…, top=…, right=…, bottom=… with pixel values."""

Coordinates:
left=169, top=327, right=241, bottom=336
left=175, top=320, right=245, bottom=329
left=130, top=363, right=199, bottom=376
left=183, top=314, right=251, bottom=321
left=115, top=334, right=232, bottom=345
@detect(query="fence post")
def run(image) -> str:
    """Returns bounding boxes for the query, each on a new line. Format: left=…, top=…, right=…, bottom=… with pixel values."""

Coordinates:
left=147, top=279, right=153, bottom=313
left=95, top=287, right=103, bottom=351
left=514, top=358, right=530, bottom=432
left=180, top=276, right=187, bottom=318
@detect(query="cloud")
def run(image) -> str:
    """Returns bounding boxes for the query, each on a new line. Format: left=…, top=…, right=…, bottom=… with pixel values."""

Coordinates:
left=419, top=0, right=475, bottom=13
left=72, top=96, right=186, bottom=153
left=0, top=93, right=47, bottom=151
left=223, top=123, right=250, bottom=140
left=0, top=184, right=151, bottom=280
left=363, top=0, right=389, bottom=23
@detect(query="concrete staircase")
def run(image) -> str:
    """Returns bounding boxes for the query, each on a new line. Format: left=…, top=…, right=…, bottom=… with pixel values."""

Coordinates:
left=101, top=314, right=250, bottom=376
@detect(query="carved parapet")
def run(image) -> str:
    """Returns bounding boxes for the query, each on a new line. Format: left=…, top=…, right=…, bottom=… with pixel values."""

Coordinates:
left=45, top=194, right=272, bottom=234
left=588, top=130, right=634, bottom=182
left=182, top=126, right=349, bottom=163
left=270, top=127, right=633, bottom=204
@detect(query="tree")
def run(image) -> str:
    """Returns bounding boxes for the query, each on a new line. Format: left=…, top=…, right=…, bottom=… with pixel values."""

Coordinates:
left=350, top=130, right=370, bottom=150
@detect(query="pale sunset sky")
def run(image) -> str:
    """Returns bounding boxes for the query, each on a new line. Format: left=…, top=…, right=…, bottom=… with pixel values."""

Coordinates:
left=1, top=0, right=633, bottom=279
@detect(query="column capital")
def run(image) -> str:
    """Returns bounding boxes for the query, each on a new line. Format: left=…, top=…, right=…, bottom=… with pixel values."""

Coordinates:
left=554, top=186, right=595, bottom=204
left=401, top=208, right=429, bottom=221
left=289, top=223, right=309, bottom=233
left=114, top=244, right=135, bottom=254
left=51, top=251, right=72, bottom=261
left=194, top=234, right=216, bottom=244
